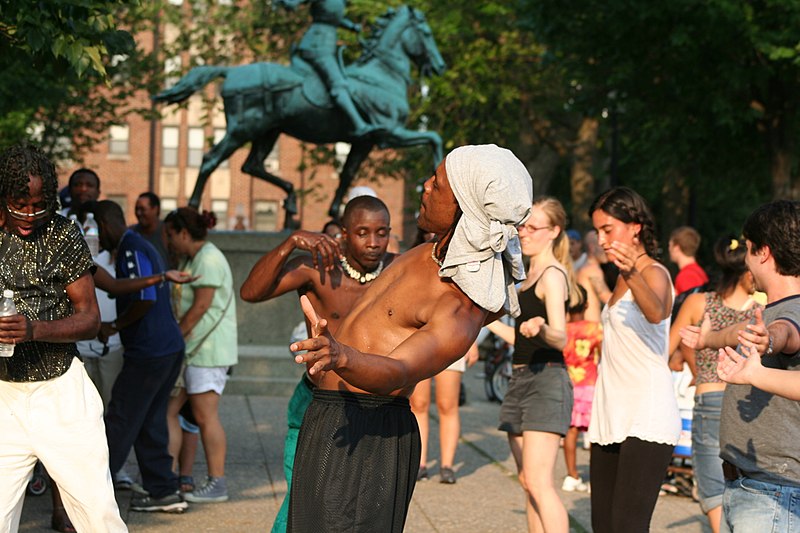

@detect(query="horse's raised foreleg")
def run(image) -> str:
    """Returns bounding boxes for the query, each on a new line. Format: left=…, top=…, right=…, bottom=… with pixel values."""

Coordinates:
left=242, top=131, right=298, bottom=229
left=380, top=128, right=443, bottom=171
left=189, top=131, right=246, bottom=208
left=329, top=140, right=374, bottom=219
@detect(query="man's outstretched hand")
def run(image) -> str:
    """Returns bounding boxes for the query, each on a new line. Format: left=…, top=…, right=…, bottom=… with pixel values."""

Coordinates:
left=290, top=295, right=344, bottom=375
left=166, top=270, right=200, bottom=284
left=718, top=345, right=761, bottom=385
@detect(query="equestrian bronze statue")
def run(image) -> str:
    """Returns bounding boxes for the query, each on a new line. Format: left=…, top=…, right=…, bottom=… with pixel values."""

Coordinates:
left=153, top=5, right=446, bottom=228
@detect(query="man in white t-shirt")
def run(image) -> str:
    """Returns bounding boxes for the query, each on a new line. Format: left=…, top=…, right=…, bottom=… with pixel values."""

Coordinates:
left=63, top=170, right=133, bottom=495
left=63, top=168, right=124, bottom=410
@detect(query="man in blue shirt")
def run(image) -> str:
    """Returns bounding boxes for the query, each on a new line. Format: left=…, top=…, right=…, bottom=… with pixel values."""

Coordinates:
left=89, top=200, right=187, bottom=513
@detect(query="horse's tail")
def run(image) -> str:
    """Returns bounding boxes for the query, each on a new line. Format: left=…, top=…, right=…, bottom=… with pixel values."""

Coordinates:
left=152, top=66, right=229, bottom=104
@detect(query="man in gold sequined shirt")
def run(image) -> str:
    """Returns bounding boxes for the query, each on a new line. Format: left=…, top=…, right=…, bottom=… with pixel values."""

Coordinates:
left=0, top=145, right=127, bottom=532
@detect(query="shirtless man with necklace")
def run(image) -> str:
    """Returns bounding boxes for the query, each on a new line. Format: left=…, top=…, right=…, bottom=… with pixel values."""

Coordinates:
left=240, top=194, right=394, bottom=533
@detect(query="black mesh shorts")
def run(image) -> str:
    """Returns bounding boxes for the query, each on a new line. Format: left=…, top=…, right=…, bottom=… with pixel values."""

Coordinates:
left=288, top=388, right=421, bottom=533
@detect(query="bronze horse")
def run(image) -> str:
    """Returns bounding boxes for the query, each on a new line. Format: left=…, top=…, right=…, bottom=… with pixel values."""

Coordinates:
left=153, top=6, right=446, bottom=227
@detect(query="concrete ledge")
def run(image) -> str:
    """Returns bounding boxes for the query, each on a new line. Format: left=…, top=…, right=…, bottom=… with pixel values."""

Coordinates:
left=230, top=345, right=304, bottom=396
left=237, top=345, right=293, bottom=358
left=226, top=376, right=301, bottom=396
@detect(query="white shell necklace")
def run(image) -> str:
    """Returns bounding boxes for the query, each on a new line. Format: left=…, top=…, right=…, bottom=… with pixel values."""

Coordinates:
left=431, top=241, right=443, bottom=267
left=340, top=255, right=383, bottom=284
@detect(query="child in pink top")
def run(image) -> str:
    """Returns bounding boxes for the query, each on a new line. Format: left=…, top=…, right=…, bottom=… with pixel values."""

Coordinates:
left=562, top=289, right=602, bottom=491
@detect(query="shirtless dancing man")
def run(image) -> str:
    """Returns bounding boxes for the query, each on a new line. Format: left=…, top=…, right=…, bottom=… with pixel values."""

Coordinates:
left=240, top=195, right=395, bottom=533
left=287, top=144, right=534, bottom=532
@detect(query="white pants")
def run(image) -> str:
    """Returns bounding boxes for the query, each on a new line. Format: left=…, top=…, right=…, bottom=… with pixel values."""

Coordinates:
left=0, top=359, right=127, bottom=533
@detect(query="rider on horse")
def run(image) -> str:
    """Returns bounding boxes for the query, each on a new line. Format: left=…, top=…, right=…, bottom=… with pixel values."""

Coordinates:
left=277, top=0, right=380, bottom=137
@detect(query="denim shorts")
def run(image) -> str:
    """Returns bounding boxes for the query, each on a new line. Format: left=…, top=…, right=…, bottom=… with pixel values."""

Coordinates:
left=498, top=363, right=573, bottom=436
left=692, top=391, right=725, bottom=513
left=721, top=477, right=800, bottom=533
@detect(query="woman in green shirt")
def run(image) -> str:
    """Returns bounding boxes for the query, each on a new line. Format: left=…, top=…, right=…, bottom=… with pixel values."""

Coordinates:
left=164, top=207, right=238, bottom=504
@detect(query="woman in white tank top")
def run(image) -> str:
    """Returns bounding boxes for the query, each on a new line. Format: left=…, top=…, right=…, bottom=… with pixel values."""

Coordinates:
left=587, top=187, right=681, bottom=533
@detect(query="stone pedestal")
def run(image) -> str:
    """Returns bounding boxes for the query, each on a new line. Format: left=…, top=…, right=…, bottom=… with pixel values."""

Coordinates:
left=208, top=230, right=304, bottom=346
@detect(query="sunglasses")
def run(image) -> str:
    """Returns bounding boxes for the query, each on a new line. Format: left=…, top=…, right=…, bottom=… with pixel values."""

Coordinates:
left=6, top=204, right=48, bottom=221
left=516, top=224, right=552, bottom=234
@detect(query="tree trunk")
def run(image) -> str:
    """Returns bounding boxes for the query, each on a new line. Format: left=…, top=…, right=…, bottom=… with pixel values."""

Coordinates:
left=528, top=144, right=560, bottom=197
left=569, top=117, right=599, bottom=230
left=764, top=80, right=797, bottom=200
left=768, top=121, right=795, bottom=199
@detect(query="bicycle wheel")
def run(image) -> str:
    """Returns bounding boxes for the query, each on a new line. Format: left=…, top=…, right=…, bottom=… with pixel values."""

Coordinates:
left=484, top=359, right=498, bottom=401
left=491, top=360, right=512, bottom=402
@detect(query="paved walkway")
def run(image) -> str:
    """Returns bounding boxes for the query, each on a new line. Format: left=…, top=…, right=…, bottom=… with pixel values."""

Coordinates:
left=19, top=366, right=710, bottom=532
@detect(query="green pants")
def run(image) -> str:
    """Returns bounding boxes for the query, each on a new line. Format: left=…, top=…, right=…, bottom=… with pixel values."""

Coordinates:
left=271, top=375, right=314, bottom=533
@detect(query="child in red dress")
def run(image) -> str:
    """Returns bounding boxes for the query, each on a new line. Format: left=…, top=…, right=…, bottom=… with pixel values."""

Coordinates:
left=562, top=288, right=602, bottom=491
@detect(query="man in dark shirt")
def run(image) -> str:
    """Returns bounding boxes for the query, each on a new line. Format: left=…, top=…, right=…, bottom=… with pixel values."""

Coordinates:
left=0, top=145, right=126, bottom=531
left=132, top=191, right=170, bottom=266
left=90, top=200, right=188, bottom=513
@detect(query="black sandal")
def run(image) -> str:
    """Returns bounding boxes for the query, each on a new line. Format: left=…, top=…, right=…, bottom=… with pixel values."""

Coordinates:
left=179, top=475, right=195, bottom=493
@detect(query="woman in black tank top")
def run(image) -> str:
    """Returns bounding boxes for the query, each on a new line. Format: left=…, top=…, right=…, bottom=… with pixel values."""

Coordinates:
left=488, top=197, right=583, bottom=533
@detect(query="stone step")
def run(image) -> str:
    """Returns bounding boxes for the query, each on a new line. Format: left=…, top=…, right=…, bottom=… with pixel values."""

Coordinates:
left=227, top=345, right=305, bottom=396
left=234, top=345, right=302, bottom=378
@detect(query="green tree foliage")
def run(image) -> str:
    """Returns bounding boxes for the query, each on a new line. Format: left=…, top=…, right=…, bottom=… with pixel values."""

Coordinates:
left=0, top=0, right=135, bottom=77
left=0, top=0, right=138, bottom=159
left=522, top=0, right=800, bottom=243
left=342, top=1, right=582, bottom=223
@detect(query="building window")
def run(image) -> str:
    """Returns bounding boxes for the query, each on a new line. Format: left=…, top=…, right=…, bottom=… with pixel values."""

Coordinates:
left=188, top=127, right=204, bottom=168
left=334, top=142, right=350, bottom=170
left=162, top=126, right=179, bottom=167
left=109, top=125, right=130, bottom=155
left=266, top=142, right=280, bottom=172
left=107, top=195, right=128, bottom=218
left=254, top=200, right=279, bottom=231
left=161, top=198, right=178, bottom=214
left=164, top=55, right=182, bottom=89
left=211, top=200, right=228, bottom=230
left=213, top=129, right=229, bottom=168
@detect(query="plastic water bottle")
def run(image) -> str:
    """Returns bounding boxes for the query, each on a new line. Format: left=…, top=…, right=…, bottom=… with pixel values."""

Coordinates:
left=83, top=212, right=100, bottom=257
left=0, top=290, right=17, bottom=357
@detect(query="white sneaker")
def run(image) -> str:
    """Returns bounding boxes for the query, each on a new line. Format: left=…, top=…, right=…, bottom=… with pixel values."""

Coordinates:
left=561, top=475, right=589, bottom=492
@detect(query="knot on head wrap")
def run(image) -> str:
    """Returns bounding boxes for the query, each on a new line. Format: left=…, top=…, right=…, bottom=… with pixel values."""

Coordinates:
left=489, top=219, right=514, bottom=253
left=439, top=144, right=533, bottom=317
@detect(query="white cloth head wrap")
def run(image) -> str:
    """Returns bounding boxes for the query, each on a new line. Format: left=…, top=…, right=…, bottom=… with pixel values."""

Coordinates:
left=439, top=144, right=533, bottom=317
